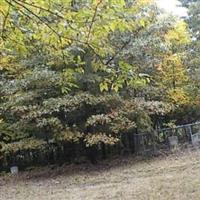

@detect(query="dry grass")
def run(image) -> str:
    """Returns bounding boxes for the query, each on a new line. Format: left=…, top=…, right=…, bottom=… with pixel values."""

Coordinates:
left=1, top=148, right=200, bottom=200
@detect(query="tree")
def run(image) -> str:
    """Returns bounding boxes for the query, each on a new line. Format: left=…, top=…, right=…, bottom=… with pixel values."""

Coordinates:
left=177, top=1, right=200, bottom=103
left=156, top=20, right=190, bottom=105
left=0, top=0, right=194, bottom=166
left=180, top=0, right=198, bottom=7
left=0, top=0, right=161, bottom=147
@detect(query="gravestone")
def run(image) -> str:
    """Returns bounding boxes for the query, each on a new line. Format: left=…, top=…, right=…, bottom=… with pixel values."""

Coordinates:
left=191, top=132, right=200, bottom=146
left=10, top=166, right=19, bottom=175
left=168, top=136, right=178, bottom=148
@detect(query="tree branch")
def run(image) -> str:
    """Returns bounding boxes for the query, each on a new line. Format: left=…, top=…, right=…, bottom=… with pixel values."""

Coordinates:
left=3, top=0, right=107, bottom=67
left=15, top=0, right=64, bottom=19
left=106, top=27, right=144, bottom=65
left=87, top=44, right=105, bottom=66
left=105, top=38, right=131, bottom=65
left=1, top=1, right=11, bottom=39
left=86, top=0, right=103, bottom=43
left=5, top=0, right=85, bottom=44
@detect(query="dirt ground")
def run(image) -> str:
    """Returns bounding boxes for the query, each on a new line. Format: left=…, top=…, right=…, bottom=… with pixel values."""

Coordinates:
left=1, top=148, right=200, bottom=200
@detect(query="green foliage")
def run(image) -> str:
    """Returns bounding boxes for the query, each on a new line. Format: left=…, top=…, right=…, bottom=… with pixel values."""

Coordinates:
left=0, top=0, right=198, bottom=166
left=1, top=138, right=47, bottom=154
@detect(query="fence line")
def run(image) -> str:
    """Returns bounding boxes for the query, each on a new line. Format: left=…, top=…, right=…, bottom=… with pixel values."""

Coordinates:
left=1, top=122, right=200, bottom=171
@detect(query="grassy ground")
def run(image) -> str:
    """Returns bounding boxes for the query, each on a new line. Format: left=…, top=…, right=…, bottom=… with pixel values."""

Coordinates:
left=1, top=148, right=200, bottom=200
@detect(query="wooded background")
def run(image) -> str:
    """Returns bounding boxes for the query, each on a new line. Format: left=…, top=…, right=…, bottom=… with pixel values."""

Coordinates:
left=1, top=0, right=200, bottom=169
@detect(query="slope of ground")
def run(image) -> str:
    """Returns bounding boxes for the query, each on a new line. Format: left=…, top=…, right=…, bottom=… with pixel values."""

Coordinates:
left=1, top=148, right=200, bottom=200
